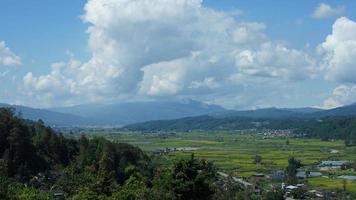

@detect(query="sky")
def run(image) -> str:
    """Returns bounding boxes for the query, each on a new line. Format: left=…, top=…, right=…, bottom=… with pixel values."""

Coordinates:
left=1, top=0, right=356, bottom=110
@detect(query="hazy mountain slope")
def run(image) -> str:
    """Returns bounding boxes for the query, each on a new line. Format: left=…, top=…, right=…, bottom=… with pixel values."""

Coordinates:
left=50, top=100, right=226, bottom=125
left=280, top=107, right=323, bottom=114
left=211, top=108, right=302, bottom=118
left=122, top=115, right=318, bottom=131
left=312, top=103, right=356, bottom=117
left=123, top=103, right=356, bottom=131
left=0, top=103, right=91, bottom=126
left=3, top=101, right=356, bottom=128
left=212, top=107, right=324, bottom=119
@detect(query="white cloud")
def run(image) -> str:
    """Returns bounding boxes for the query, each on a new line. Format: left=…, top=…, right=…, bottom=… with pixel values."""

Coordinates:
left=189, top=77, right=219, bottom=89
left=231, top=22, right=267, bottom=44
left=323, top=84, right=356, bottom=108
left=0, top=41, right=21, bottom=67
left=235, top=42, right=315, bottom=80
left=318, top=17, right=356, bottom=84
left=317, top=17, right=356, bottom=109
left=312, top=3, right=345, bottom=19
left=139, top=58, right=187, bottom=96
left=22, top=0, right=317, bottom=107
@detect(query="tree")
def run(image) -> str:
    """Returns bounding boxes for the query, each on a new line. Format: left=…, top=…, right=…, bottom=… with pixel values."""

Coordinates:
left=71, top=187, right=104, bottom=200
left=290, top=187, right=306, bottom=199
left=0, top=159, right=6, bottom=176
left=170, top=154, right=217, bottom=200
left=110, top=177, right=148, bottom=200
left=213, top=176, right=244, bottom=200
left=285, top=157, right=302, bottom=185
left=0, top=108, right=38, bottom=178
left=0, top=175, right=53, bottom=200
left=342, top=179, right=347, bottom=191
left=0, top=108, right=160, bottom=199
left=149, top=168, right=175, bottom=200
left=0, top=175, right=10, bottom=199
left=305, top=169, right=310, bottom=179
left=252, top=155, right=262, bottom=164
left=264, top=187, right=284, bottom=200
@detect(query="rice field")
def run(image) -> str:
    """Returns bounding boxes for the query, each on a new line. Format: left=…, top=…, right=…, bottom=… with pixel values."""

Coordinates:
left=80, top=130, right=356, bottom=192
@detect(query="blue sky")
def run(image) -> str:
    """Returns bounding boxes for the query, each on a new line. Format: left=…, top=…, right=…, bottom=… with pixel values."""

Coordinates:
left=208, top=0, right=355, bottom=46
left=1, top=0, right=356, bottom=109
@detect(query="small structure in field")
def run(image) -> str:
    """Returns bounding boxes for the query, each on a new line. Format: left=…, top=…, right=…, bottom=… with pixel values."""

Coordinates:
left=296, top=171, right=322, bottom=179
left=272, top=170, right=285, bottom=180
left=319, top=160, right=349, bottom=170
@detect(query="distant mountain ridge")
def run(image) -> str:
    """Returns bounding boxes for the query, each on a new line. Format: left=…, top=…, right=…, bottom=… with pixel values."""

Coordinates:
left=124, top=103, right=356, bottom=131
left=49, top=100, right=225, bottom=126
left=211, top=107, right=323, bottom=119
left=0, top=100, right=226, bottom=127
left=0, top=103, right=91, bottom=126
left=310, top=103, right=356, bottom=117
left=2, top=101, right=356, bottom=128
left=281, top=107, right=323, bottom=114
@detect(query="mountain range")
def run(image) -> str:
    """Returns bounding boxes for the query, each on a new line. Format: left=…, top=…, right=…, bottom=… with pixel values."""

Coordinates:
left=211, top=107, right=323, bottom=119
left=124, top=103, right=356, bottom=131
left=0, top=100, right=225, bottom=127
left=1, top=101, right=356, bottom=128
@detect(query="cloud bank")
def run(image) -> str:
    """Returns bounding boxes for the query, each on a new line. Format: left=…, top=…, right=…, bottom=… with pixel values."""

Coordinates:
left=318, top=17, right=356, bottom=84
left=14, top=0, right=356, bottom=110
left=319, top=17, right=356, bottom=108
left=323, top=85, right=356, bottom=109
left=22, top=0, right=319, bottom=108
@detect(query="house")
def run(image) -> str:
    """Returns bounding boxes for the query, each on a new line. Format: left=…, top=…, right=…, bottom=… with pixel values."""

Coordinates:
left=217, top=171, right=252, bottom=188
left=286, top=185, right=298, bottom=190
left=252, top=173, right=265, bottom=177
left=285, top=183, right=305, bottom=191
left=318, top=160, right=349, bottom=170
left=153, top=148, right=169, bottom=155
left=272, top=170, right=285, bottom=180
left=53, top=191, right=65, bottom=200
left=296, top=171, right=322, bottom=179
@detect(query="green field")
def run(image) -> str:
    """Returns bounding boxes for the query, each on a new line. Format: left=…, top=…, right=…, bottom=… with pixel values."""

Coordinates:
left=308, top=177, right=356, bottom=193
left=78, top=130, right=356, bottom=192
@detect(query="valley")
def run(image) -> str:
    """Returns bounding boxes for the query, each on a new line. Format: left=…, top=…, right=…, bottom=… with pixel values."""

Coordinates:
left=68, top=129, right=356, bottom=195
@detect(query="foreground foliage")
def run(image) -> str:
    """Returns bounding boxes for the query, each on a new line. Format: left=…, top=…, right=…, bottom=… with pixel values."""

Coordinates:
left=0, top=108, right=248, bottom=199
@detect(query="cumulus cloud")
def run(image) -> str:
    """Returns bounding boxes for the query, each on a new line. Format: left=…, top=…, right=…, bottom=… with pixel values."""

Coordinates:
left=22, top=0, right=317, bottom=107
left=318, top=17, right=356, bottom=84
left=312, top=3, right=345, bottom=19
left=323, top=84, right=356, bottom=108
left=0, top=41, right=21, bottom=67
left=235, top=42, right=315, bottom=80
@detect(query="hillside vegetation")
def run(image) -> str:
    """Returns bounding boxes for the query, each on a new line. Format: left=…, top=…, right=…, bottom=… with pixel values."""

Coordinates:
left=0, top=108, right=255, bottom=200
left=124, top=115, right=356, bottom=143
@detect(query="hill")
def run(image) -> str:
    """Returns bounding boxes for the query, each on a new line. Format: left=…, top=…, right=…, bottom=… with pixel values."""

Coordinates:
left=123, top=115, right=314, bottom=132
left=211, top=107, right=323, bottom=119
left=123, top=103, right=356, bottom=132
left=312, top=103, right=356, bottom=117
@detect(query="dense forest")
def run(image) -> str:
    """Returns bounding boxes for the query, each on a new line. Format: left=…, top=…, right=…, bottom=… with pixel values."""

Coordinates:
left=1, top=108, right=289, bottom=200
left=122, top=116, right=318, bottom=132
left=295, top=117, right=356, bottom=144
